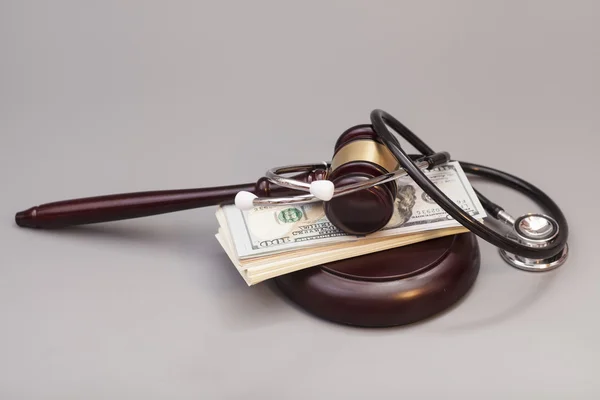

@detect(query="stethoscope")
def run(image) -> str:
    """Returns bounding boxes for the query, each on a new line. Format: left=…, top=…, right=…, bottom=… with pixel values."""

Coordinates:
left=234, top=109, right=569, bottom=272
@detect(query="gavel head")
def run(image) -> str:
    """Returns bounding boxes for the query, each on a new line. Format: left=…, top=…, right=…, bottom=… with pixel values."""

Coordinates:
left=324, top=124, right=400, bottom=235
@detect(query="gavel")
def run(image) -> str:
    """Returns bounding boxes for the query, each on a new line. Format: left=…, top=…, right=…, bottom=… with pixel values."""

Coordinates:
left=15, top=125, right=410, bottom=234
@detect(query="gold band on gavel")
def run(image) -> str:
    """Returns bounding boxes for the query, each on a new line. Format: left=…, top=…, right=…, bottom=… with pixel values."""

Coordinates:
left=330, top=140, right=399, bottom=172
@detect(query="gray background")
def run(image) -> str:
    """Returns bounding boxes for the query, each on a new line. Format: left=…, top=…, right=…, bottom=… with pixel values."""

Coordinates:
left=1, top=1, right=598, bottom=398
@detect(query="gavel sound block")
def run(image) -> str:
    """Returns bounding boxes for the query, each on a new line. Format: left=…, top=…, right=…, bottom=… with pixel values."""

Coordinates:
left=14, top=125, right=480, bottom=327
left=275, top=125, right=480, bottom=327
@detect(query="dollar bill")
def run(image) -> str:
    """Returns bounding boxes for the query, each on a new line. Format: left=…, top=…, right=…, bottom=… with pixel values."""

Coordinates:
left=219, top=161, right=486, bottom=259
left=215, top=225, right=469, bottom=285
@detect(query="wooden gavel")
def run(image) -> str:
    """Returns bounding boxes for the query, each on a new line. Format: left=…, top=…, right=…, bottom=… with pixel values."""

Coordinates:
left=15, top=125, right=403, bottom=234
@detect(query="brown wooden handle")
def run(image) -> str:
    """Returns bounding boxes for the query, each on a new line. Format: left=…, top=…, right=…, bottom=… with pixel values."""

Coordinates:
left=14, top=171, right=324, bottom=229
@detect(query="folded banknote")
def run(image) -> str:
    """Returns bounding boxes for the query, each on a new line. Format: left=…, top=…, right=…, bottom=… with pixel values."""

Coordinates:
left=220, top=161, right=486, bottom=259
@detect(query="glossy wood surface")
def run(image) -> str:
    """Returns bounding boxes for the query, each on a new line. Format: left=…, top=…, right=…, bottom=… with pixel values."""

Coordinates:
left=325, top=124, right=398, bottom=235
left=274, top=233, right=480, bottom=327
left=324, top=161, right=396, bottom=235
left=333, top=123, right=385, bottom=151
left=15, top=171, right=325, bottom=229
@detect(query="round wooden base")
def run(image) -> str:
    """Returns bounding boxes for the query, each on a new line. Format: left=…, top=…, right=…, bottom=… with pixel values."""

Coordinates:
left=273, top=233, right=481, bottom=327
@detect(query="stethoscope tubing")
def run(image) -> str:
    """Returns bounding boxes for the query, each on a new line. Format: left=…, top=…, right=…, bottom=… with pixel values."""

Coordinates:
left=369, top=109, right=569, bottom=260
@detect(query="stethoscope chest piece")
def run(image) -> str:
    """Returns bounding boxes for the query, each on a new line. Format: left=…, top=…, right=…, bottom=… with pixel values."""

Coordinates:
left=499, top=213, right=569, bottom=272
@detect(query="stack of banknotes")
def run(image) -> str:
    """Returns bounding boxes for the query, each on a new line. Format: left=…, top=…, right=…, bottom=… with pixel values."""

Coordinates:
left=215, top=161, right=486, bottom=285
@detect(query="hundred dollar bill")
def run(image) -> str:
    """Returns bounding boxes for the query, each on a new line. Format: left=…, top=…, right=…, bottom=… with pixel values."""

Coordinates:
left=220, top=161, right=486, bottom=258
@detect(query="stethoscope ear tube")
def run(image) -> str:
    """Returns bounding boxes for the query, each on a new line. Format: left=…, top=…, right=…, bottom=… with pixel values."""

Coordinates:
left=369, top=109, right=569, bottom=262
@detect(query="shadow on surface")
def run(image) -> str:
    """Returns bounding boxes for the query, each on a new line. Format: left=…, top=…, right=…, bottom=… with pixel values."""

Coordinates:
left=264, top=247, right=562, bottom=334
left=17, top=221, right=560, bottom=332
left=35, top=221, right=300, bottom=329
left=434, top=269, right=560, bottom=332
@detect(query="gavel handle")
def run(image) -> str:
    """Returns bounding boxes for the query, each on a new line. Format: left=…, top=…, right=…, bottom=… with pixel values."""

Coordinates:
left=14, top=173, right=318, bottom=229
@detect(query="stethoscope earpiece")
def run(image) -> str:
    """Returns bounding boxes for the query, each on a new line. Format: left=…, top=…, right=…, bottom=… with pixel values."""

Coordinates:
left=309, top=180, right=335, bottom=201
left=234, top=191, right=258, bottom=211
